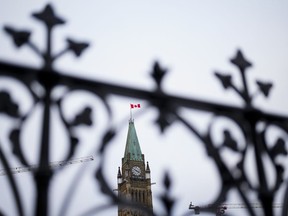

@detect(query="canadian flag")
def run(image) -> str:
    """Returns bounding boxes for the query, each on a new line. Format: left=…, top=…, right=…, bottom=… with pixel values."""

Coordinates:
left=130, top=103, right=141, bottom=109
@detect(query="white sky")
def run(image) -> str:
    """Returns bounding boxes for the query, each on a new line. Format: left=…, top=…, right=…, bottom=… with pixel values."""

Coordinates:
left=1, top=1, right=288, bottom=216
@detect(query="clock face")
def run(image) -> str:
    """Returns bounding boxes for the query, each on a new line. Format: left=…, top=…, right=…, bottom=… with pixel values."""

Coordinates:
left=131, top=166, right=141, bottom=176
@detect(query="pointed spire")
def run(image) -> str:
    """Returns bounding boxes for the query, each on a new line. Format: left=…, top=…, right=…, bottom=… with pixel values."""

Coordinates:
left=117, top=167, right=122, bottom=178
left=146, top=162, right=150, bottom=172
left=123, top=120, right=143, bottom=163
left=146, top=162, right=151, bottom=179
left=117, top=167, right=122, bottom=184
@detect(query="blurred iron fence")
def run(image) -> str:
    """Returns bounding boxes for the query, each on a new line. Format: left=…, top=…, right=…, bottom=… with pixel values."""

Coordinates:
left=0, top=4, right=288, bottom=216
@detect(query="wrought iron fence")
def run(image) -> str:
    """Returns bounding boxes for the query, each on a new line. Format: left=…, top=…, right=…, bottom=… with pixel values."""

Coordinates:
left=0, top=3, right=288, bottom=216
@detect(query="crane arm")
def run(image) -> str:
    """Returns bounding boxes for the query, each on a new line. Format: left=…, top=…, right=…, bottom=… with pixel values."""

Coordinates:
left=0, top=155, right=94, bottom=176
left=189, top=202, right=283, bottom=215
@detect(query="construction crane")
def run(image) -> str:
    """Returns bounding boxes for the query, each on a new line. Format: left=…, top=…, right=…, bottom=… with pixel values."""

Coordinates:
left=0, top=155, right=94, bottom=176
left=188, top=202, right=283, bottom=215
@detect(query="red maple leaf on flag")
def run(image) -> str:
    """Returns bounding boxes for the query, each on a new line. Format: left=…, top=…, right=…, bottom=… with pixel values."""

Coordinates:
left=130, top=104, right=141, bottom=109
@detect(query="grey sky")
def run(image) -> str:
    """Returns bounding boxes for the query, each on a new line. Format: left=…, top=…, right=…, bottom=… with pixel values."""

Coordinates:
left=1, top=1, right=288, bottom=215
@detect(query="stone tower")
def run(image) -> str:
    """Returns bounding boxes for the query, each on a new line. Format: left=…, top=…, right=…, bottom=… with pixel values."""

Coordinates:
left=117, top=119, right=153, bottom=216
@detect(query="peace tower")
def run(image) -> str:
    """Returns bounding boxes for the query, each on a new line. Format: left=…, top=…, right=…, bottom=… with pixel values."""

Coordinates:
left=117, top=119, right=153, bottom=216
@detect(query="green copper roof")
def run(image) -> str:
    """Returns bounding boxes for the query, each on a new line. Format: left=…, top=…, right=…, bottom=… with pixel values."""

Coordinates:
left=123, top=120, right=143, bottom=162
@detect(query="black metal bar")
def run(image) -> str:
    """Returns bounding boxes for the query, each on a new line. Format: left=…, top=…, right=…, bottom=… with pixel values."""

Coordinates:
left=44, top=26, right=52, bottom=70
left=249, top=121, right=273, bottom=215
left=282, top=182, right=288, bottom=216
left=1, top=61, right=288, bottom=124
left=240, top=69, right=251, bottom=105
left=34, top=87, right=52, bottom=216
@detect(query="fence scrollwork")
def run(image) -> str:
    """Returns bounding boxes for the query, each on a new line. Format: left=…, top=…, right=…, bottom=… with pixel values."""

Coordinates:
left=0, top=3, right=288, bottom=216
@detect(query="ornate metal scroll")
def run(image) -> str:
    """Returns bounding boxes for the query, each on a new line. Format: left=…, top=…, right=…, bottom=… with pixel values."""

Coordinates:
left=1, top=3, right=288, bottom=216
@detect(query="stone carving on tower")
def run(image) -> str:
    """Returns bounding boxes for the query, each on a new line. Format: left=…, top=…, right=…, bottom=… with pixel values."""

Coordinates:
left=117, top=119, right=153, bottom=216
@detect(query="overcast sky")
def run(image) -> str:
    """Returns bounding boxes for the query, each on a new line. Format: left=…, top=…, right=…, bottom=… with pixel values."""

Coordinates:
left=1, top=1, right=288, bottom=216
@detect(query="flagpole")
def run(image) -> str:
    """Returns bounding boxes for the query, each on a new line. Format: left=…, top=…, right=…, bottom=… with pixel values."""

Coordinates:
left=129, top=103, right=140, bottom=122
left=130, top=107, right=133, bottom=122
